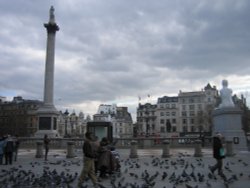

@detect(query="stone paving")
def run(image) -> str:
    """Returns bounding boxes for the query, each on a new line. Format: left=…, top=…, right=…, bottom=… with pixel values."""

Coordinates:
left=0, top=148, right=250, bottom=188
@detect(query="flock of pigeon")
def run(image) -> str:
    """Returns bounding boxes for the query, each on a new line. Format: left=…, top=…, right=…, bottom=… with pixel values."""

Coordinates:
left=0, top=151, right=249, bottom=188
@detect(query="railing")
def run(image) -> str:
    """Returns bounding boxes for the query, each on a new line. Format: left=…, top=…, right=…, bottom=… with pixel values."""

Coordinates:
left=19, top=136, right=212, bottom=149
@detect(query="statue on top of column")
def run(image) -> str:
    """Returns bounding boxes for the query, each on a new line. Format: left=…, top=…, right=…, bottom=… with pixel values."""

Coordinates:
left=49, top=6, right=55, bottom=24
left=219, top=79, right=235, bottom=108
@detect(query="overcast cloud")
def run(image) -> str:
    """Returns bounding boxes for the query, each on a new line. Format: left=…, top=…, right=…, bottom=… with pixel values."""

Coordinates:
left=0, top=0, right=250, bottom=121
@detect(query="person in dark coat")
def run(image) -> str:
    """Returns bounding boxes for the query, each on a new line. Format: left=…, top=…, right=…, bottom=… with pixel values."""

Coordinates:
left=13, top=135, right=20, bottom=161
left=0, top=136, right=7, bottom=165
left=97, top=137, right=115, bottom=178
left=209, top=133, right=225, bottom=177
left=78, top=132, right=98, bottom=188
left=4, top=135, right=14, bottom=165
left=43, top=134, right=50, bottom=161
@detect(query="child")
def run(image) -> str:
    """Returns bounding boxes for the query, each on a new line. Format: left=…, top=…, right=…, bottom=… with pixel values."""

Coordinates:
left=110, top=146, right=121, bottom=172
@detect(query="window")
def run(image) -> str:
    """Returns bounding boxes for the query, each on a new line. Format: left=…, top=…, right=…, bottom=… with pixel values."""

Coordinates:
left=190, top=118, right=195, bottom=124
left=189, top=98, right=194, bottom=103
left=160, top=126, right=165, bottom=132
left=182, top=99, right=186, bottom=103
left=182, top=105, right=186, bottom=110
left=171, top=104, right=176, bottom=108
left=189, top=105, right=195, bottom=110
left=182, top=119, right=187, bottom=124
left=171, top=112, right=176, bottom=116
left=182, top=111, right=187, bottom=116
left=198, top=104, right=202, bottom=110
left=183, top=126, right=188, bottom=132
left=160, top=112, right=164, bottom=116
left=160, top=119, right=165, bottom=124
left=166, top=112, right=170, bottom=116
left=152, top=124, right=155, bottom=130
left=191, top=126, right=195, bottom=132
left=172, top=119, right=176, bottom=124
left=190, top=111, right=195, bottom=116
left=172, top=126, right=177, bottom=132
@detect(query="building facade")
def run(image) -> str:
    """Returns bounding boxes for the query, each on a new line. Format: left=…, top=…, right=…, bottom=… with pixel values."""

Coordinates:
left=93, top=104, right=133, bottom=138
left=0, top=96, right=43, bottom=137
left=136, top=83, right=219, bottom=137
left=136, top=103, right=157, bottom=136
left=57, top=110, right=88, bottom=137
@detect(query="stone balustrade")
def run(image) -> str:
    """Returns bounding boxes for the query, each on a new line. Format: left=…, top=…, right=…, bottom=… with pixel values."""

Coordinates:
left=19, top=136, right=212, bottom=150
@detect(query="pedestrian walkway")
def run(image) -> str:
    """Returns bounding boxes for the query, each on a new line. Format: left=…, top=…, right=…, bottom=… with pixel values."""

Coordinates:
left=0, top=148, right=249, bottom=188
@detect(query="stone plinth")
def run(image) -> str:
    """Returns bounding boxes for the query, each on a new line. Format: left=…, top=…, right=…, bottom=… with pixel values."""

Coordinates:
left=129, top=140, right=138, bottom=158
left=212, top=107, right=247, bottom=151
left=226, top=140, right=234, bottom=156
left=35, top=141, right=44, bottom=158
left=161, top=140, right=170, bottom=158
left=66, top=141, right=75, bottom=158
left=194, top=140, right=202, bottom=157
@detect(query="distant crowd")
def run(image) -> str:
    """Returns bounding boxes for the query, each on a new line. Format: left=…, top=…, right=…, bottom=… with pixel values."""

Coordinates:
left=0, top=134, right=20, bottom=165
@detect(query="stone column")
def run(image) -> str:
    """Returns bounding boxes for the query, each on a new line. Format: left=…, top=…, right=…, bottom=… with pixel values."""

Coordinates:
left=161, top=140, right=170, bottom=158
left=43, top=6, right=59, bottom=106
left=226, top=140, right=234, bottom=156
left=35, top=6, right=60, bottom=138
left=194, top=140, right=202, bottom=157
left=66, top=141, right=75, bottom=158
left=129, top=140, right=138, bottom=158
left=35, top=141, right=44, bottom=158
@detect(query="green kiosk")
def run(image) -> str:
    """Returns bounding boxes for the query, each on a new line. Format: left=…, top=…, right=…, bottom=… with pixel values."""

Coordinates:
left=86, top=121, right=113, bottom=142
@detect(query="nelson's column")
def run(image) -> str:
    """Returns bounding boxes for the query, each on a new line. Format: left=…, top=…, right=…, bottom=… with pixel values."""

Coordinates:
left=35, top=6, right=60, bottom=138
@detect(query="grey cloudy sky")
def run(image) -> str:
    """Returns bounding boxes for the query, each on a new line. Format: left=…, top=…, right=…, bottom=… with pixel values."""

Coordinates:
left=0, top=0, right=250, bottom=121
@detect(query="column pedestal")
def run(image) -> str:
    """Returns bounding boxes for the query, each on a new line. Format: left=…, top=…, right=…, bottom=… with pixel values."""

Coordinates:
left=35, top=141, right=43, bottom=158
left=212, top=107, right=247, bottom=151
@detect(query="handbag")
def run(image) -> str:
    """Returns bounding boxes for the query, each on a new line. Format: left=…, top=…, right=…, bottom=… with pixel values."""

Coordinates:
left=219, top=148, right=225, bottom=157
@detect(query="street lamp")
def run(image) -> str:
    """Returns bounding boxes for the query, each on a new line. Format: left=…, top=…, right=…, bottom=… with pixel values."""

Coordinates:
left=64, top=109, right=69, bottom=137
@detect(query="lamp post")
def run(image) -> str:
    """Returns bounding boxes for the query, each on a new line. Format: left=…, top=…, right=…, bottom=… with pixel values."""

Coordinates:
left=64, top=110, right=69, bottom=137
left=145, top=108, right=150, bottom=137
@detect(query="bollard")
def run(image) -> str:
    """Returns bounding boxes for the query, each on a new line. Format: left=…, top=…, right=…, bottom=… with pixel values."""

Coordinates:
left=66, top=141, right=75, bottom=158
left=129, top=140, right=138, bottom=158
left=161, top=140, right=171, bottom=158
left=35, top=141, right=43, bottom=158
left=194, top=140, right=203, bottom=157
left=226, top=140, right=234, bottom=156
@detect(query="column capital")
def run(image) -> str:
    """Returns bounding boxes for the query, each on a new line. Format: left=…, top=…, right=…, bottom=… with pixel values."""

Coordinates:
left=44, top=23, right=59, bottom=34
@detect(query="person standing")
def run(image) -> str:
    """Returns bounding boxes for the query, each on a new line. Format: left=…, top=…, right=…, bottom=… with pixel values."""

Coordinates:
left=91, top=136, right=100, bottom=175
left=0, top=136, right=7, bottom=165
left=13, top=135, right=20, bottom=161
left=97, top=137, right=114, bottom=178
left=209, top=133, right=225, bottom=177
left=43, top=134, right=50, bottom=161
left=78, top=132, right=98, bottom=188
left=4, top=135, right=14, bottom=165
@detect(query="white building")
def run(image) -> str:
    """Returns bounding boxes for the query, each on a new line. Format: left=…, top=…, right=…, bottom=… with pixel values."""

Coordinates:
left=98, top=104, right=117, bottom=115
left=136, top=83, right=219, bottom=137
left=58, top=110, right=88, bottom=137
left=93, top=104, right=133, bottom=138
left=0, top=96, right=7, bottom=103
